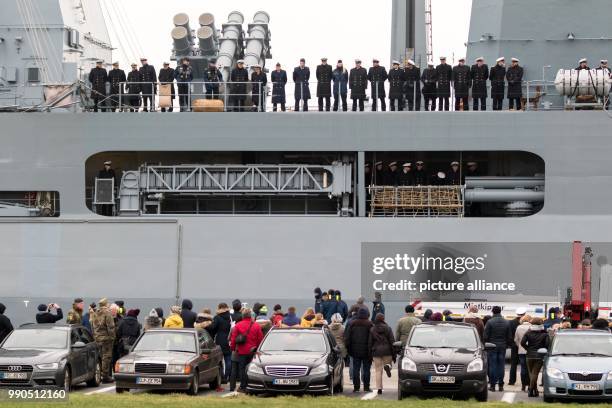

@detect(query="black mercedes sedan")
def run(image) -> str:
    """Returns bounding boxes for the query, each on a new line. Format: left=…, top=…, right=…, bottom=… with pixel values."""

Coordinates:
left=114, top=328, right=223, bottom=395
left=396, top=322, right=494, bottom=401
left=0, top=324, right=101, bottom=391
left=245, top=327, right=344, bottom=395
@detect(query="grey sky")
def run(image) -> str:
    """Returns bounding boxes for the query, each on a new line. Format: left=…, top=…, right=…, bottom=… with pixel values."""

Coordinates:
left=103, top=0, right=472, bottom=70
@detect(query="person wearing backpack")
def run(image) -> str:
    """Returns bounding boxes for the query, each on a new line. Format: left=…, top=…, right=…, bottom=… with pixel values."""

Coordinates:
left=369, top=313, right=395, bottom=395
left=116, top=309, right=142, bottom=357
left=229, top=309, right=263, bottom=392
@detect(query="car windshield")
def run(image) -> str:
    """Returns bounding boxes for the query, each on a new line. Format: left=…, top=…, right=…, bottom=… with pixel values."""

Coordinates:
left=1, top=329, right=67, bottom=350
left=409, top=325, right=478, bottom=349
left=551, top=335, right=612, bottom=356
left=260, top=331, right=327, bottom=352
left=132, top=331, right=196, bottom=353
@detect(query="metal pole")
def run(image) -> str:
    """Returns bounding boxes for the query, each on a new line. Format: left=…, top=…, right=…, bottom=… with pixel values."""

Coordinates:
left=119, top=84, right=122, bottom=112
left=175, top=224, right=183, bottom=306
left=357, top=151, right=366, bottom=217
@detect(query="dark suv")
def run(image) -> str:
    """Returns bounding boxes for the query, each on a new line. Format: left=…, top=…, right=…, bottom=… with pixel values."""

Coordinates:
left=396, top=322, right=494, bottom=401
left=245, top=327, right=344, bottom=395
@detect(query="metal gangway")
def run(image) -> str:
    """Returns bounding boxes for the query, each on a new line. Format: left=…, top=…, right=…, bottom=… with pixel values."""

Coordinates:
left=119, top=163, right=352, bottom=215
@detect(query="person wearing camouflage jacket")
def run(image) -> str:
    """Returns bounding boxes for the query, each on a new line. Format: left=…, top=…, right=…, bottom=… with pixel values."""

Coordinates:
left=91, top=298, right=116, bottom=382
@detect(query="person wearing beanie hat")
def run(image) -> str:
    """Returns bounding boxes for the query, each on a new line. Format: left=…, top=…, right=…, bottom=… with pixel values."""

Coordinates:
left=430, top=312, right=443, bottom=321
left=314, top=287, right=323, bottom=313
left=395, top=305, right=422, bottom=346
left=328, top=313, right=347, bottom=360
left=194, top=308, right=214, bottom=330
left=520, top=317, right=549, bottom=397
left=231, top=299, right=243, bottom=324
left=164, top=305, right=184, bottom=328
left=270, top=304, right=284, bottom=328
left=180, top=299, right=197, bottom=328
left=90, top=298, right=115, bottom=382
left=371, top=292, right=385, bottom=323
left=484, top=305, right=512, bottom=392
left=117, top=308, right=142, bottom=356
left=230, top=308, right=264, bottom=392
left=255, top=304, right=272, bottom=335
left=0, top=303, right=13, bottom=343
left=208, top=302, right=232, bottom=383
left=67, top=298, right=85, bottom=325
left=370, top=313, right=395, bottom=395
left=36, top=302, right=63, bottom=324
left=144, top=308, right=162, bottom=331
left=322, top=290, right=338, bottom=323
left=335, top=290, right=349, bottom=322
left=82, top=302, right=97, bottom=333
left=345, top=306, right=374, bottom=392
left=114, top=301, right=126, bottom=318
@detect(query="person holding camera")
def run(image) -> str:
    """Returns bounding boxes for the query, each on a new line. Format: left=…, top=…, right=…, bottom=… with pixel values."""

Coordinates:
left=229, top=308, right=263, bottom=393
left=35, top=303, right=63, bottom=324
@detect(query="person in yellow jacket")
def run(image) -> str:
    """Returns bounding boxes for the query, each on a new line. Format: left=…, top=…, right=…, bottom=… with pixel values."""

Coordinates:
left=163, top=305, right=184, bottom=328
left=301, top=308, right=316, bottom=328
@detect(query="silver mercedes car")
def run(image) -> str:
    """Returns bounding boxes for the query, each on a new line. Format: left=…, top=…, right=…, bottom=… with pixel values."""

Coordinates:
left=541, top=329, right=612, bottom=402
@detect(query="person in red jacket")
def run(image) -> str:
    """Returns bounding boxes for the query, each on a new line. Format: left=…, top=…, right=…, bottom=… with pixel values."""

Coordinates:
left=229, top=308, right=263, bottom=392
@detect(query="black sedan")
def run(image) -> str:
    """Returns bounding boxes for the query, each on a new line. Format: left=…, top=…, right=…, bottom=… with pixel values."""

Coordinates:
left=245, top=327, right=344, bottom=395
left=114, top=328, right=223, bottom=395
left=396, top=322, right=494, bottom=401
left=0, top=324, right=101, bottom=391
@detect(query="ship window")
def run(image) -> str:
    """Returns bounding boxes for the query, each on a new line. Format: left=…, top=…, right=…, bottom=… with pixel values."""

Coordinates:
left=27, top=67, right=40, bottom=83
left=0, top=191, right=60, bottom=217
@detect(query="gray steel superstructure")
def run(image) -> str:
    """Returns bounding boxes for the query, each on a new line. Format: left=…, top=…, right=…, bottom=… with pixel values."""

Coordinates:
left=1, top=0, right=612, bottom=325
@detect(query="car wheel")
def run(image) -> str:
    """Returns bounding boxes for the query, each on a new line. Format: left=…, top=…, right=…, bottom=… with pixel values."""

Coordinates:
left=209, top=365, right=222, bottom=389
left=62, top=367, right=72, bottom=392
left=475, top=386, right=488, bottom=402
left=86, top=360, right=102, bottom=387
left=543, top=395, right=555, bottom=403
left=187, top=371, right=199, bottom=396
left=115, top=387, right=128, bottom=394
left=398, top=380, right=409, bottom=400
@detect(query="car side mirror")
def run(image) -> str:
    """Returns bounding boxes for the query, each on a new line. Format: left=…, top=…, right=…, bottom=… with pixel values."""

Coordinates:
left=537, top=348, right=548, bottom=356
left=72, top=341, right=86, bottom=349
left=484, top=342, right=496, bottom=351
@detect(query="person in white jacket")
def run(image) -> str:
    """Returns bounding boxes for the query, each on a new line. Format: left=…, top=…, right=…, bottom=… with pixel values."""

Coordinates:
left=514, top=314, right=532, bottom=392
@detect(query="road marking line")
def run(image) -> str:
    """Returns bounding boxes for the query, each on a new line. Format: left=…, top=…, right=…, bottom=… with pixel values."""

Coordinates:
left=361, top=391, right=378, bottom=400
left=221, top=391, right=239, bottom=398
left=501, top=391, right=516, bottom=404
left=84, top=385, right=116, bottom=395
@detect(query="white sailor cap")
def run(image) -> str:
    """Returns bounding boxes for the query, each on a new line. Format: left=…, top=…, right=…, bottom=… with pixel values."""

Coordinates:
left=104, top=161, right=112, bottom=165
left=407, top=59, right=415, bottom=65
left=475, top=57, right=484, bottom=62
left=388, top=161, right=398, bottom=167
left=392, top=60, right=401, bottom=65
left=252, top=63, right=261, bottom=68
left=511, top=57, right=520, bottom=62
left=451, top=161, right=460, bottom=166
left=140, top=57, right=147, bottom=61
left=355, top=59, right=362, bottom=63
left=402, top=162, right=412, bottom=167
left=440, top=56, right=446, bottom=60
left=601, top=59, right=608, bottom=63
left=237, top=59, right=245, bottom=64
left=416, top=161, right=424, bottom=165
left=374, top=161, right=383, bottom=166
left=579, top=58, right=587, bottom=64
left=496, top=57, right=505, bottom=63
left=112, top=61, right=119, bottom=66
left=458, top=57, right=466, bottom=61
left=96, top=60, right=104, bottom=64
left=321, top=57, right=328, bottom=61
left=467, top=161, right=478, bottom=166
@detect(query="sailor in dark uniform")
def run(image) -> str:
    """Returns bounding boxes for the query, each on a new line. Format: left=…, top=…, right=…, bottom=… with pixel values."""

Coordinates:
left=448, top=161, right=462, bottom=185
left=471, top=57, right=489, bottom=110
left=368, top=59, right=388, bottom=111
left=388, top=61, right=405, bottom=111
left=88, top=60, right=108, bottom=112
left=398, top=163, right=414, bottom=186
left=506, top=57, right=524, bottom=110
left=126, top=63, right=142, bottom=112
left=139, top=58, right=157, bottom=112
left=271, top=63, right=287, bottom=112
left=452, top=57, right=471, bottom=111
left=204, top=59, right=223, bottom=100
left=596, top=59, right=611, bottom=109
left=350, top=59, right=368, bottom=112
left=293, top=58, right=311, bottom=112
left=435, top=57, right=452, bottom=111
left=576, top=58, right=590, bottom=70
left=384, top=162, right=400, bottom=186
left=250, top=64, right=267, bottom=112
left=404, top=59, right=421, bottom=111
left=316, top=58, right=333, bottom=111
left=374, top=161, right=385, bottom=185
left=421, top=62, right=437, bottom=111
left=490, top=57, right=506, bottom=111
left=108, top=62, right=126, bottom=112
left=230, top=60, right=249, bottom=112
left=364, top=162, right=373, bottom=186
left=413, top=161, right=429, bottom=186
left=97, top=161, right=116, bottom=216
left=158, top=62, right=175, bottom=112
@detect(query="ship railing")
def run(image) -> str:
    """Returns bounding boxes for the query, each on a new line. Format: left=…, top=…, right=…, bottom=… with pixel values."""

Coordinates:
left=79, top=80, right=608, bottom=113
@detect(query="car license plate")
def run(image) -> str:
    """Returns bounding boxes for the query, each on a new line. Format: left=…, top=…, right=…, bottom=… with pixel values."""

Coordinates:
left=429, top=376, right=455, bottom=384
left=136, top=377, right=162, bottom=385
left=272, top=378, right=299, bottom=385
left=0, top=372, right=28, bottom=380
left=573, top=383, right=599, bottom=391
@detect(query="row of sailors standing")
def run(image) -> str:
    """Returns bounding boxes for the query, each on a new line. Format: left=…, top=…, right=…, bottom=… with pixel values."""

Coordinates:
left=366, top=160, right=479, bottom=187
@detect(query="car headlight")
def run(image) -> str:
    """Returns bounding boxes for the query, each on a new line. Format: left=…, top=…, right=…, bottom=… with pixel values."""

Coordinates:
left=607, top=371, right=612, bottom=381
left=467, top=358, right=484, bottom=373
left=167, top=364, right=191, bottom=374
left=310, top=363, right=329, bottom=376
left=36, top=363, right=59, bottom=370
left=114, top=363, right=134, bottom=373
left=247, top=363, right=264, bottom=375
left=546, top=367, right=564, bottom=380
left=401, top=358, right=417, bottom=372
